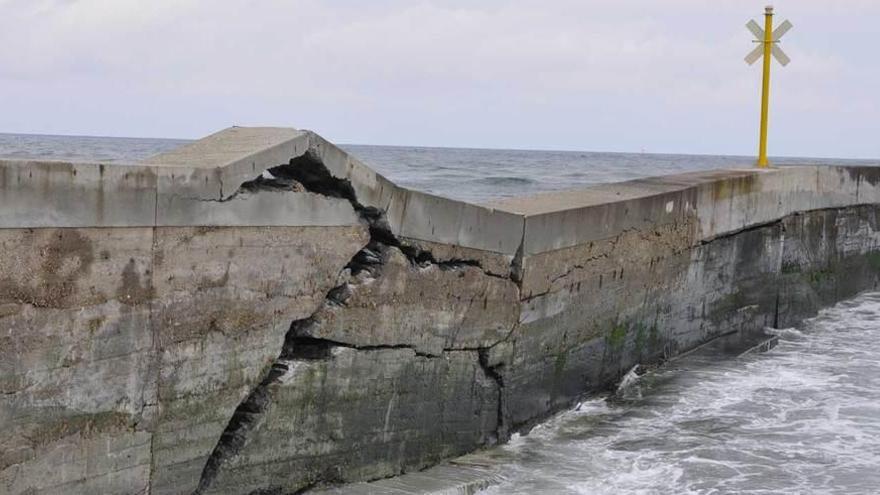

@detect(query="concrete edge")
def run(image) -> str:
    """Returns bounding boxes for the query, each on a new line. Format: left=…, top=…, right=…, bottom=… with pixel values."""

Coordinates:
left=317, top=453, right=506, bottom=495
left=3, top=128, right=880, bottom=259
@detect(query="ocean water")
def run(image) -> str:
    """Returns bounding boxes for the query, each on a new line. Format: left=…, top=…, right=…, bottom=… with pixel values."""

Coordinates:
left=0, top=133, right=188, bottom=165
left=1, top=133, right=875, bottom=204
left=480, top=294, right=880, bottom=495
left=345, top=145, right=875, bottom=204
left=2, top=133, right=880, bottom=494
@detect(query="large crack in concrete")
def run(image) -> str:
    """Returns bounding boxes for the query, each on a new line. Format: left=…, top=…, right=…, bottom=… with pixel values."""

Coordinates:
left=194, top=150, right=516, bottom=493
left=477, top=348, right=508, bottom=444
left=190, top=159, right=880, bottom=492
left=267, top=151, right=507, bottom=275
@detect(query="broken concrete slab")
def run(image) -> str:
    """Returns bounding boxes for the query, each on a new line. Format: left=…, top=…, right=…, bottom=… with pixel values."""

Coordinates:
left=3, top=126, right=880, bottom=494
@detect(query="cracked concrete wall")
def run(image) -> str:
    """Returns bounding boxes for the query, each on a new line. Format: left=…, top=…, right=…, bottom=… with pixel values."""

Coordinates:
left=149, top=226, right=368, bottom=494
left=203, top=347, right=500, bottom=494
left=504, top=219, right=785, bottom=429
left=0, top=225, right=368, bottom=495
left=3, top=127, right=880, bottom=494
left=493, top=166, right=880, bottom=432
left=295, top=244, right=519, bottom=356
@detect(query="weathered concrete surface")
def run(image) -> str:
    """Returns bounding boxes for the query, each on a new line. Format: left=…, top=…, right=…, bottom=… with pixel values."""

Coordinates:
left=295, top=244, right=520, bottom=356
left=317, top=453, right=505, bottom=495
left=3, top=126, right=880, bottom=494
left=1, top=228, right=156, bottom=494
left=0, top=225, right=368, bottom=494
left=202, top=347, right=499, bottom=494
left=149, top=226, right=368, bottom=494
left=777, top=206, right=880, bottom=326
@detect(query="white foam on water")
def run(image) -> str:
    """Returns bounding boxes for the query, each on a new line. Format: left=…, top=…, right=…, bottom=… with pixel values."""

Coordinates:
left=480, top=292, right=880, bottom=494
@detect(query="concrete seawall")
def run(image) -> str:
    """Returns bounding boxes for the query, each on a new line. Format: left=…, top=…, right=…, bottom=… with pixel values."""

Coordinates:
left=2, top=127, right=879, bottom=494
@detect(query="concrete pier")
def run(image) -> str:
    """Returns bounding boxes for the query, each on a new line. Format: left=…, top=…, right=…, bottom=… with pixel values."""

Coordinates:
left=2, top=127, right=880, bottom=494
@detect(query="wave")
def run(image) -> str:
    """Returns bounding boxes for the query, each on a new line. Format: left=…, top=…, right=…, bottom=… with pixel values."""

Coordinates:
left=473, top=176, right=537, bottom=186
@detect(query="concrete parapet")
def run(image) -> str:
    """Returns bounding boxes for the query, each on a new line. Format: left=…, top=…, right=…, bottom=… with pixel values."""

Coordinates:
left=2, top=127, right=879, bottom=494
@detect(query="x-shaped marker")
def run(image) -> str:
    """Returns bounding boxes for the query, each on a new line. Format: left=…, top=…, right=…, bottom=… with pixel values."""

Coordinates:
left=745, top=19, right=792, bottom=66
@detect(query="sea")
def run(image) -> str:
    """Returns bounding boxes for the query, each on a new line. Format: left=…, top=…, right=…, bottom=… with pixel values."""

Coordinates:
left=2, top=133, right=879, bottom=494
left=1, top=132, right=875, bottom=204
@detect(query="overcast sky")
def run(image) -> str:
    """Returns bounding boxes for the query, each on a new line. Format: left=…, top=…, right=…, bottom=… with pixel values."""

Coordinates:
left=1, top=0, right=877, bottom=158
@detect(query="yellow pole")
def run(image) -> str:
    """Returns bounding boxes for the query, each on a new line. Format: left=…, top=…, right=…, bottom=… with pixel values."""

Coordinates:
left=757, top=6, right=774, bottom=168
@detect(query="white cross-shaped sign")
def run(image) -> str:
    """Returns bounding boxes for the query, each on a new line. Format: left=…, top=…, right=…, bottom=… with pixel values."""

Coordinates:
left=744, top=19, right=793, bottom=66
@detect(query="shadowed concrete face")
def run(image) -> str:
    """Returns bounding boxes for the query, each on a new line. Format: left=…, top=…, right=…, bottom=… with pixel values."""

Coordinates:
left=2, top=127, right=880, bottom=494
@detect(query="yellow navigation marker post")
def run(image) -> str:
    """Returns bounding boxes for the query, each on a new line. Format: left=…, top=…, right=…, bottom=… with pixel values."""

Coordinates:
left=745, top=6, right=792, bottom=168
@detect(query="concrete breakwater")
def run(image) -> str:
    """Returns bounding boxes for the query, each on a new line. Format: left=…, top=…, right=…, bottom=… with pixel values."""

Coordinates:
left=2, top=127, right=880, bottom=494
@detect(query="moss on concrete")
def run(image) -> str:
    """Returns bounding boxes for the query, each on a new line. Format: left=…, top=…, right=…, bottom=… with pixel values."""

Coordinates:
left=867, top=252, right=880, bottom=271
left=606, top=322, right=628, bottom=351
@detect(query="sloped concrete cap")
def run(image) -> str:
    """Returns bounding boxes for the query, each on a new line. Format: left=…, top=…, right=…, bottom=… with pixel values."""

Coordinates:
left=144, top=126, right=526, bottom=255
left=142, top=127, right=305, bottom=169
